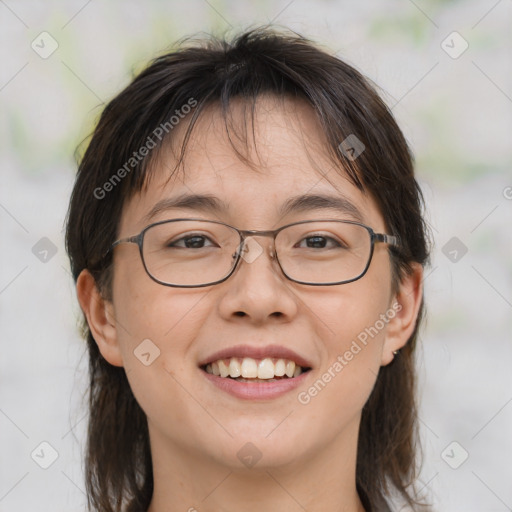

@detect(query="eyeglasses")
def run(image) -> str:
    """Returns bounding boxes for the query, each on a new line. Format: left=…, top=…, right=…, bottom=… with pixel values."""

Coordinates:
left=111, top=218, right=399, bottom=287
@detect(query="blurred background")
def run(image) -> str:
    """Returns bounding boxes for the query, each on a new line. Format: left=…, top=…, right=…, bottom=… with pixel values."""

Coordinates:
left=0, top=0, right=511, bottom=510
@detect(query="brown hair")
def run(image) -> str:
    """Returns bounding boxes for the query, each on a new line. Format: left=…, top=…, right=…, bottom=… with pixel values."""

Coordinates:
left=66, top=27, right=430, bottom=511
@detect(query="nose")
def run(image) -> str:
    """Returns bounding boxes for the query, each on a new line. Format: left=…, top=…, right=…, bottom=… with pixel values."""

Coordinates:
left=217, top=235, right=298, bottom=324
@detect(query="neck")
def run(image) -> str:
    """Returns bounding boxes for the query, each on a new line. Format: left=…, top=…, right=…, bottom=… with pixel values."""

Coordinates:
left=147, top=417, right=367, bottom=512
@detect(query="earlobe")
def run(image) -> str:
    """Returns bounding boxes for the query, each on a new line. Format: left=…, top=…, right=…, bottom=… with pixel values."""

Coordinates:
left=381, top=263, right=423, bottom=366
left=76, top=269, right=124, bottom=367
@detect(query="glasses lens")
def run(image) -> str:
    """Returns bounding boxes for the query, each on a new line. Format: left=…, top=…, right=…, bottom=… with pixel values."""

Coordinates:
left=276, top=221, right=371, bottom=284
left=142, top=220, right=240, bottom=286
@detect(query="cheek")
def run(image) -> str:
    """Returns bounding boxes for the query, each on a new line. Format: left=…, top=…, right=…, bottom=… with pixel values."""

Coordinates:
left=110, top=268, right=214, bottom=435
left=294, top=266, right=392, bottom=417
left=305, top=268, right=391, bottom=354
left=110, top=259, right=212, bottom=389
left=112, top=253, right=212, bottom=345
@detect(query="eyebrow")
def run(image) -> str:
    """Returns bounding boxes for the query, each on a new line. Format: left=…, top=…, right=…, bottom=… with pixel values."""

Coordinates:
left=144, top=192, right=364, bottom=223
left=279, top=193, right=364, bottom=222
left=144, top=193, right=229, bottom=223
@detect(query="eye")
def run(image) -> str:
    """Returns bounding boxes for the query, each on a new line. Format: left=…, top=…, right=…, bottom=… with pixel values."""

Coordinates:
left=168, top=234, right=218, bottom=249
left=295, top=235, right=345, bottom=250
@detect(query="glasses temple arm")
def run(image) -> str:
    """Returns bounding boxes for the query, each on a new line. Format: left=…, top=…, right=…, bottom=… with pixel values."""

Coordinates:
left=374, top=233, right=400, bottom=247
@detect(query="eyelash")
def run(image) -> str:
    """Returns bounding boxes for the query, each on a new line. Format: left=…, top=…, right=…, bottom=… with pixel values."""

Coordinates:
left=168, top=233, right=345, bottom=249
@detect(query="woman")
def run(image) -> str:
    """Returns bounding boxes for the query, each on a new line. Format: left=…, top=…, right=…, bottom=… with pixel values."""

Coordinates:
left=66, top=27, right=430, bottom=512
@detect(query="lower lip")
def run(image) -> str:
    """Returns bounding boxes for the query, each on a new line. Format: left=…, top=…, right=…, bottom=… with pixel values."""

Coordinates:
left=201, top=369, right=311, bottom=400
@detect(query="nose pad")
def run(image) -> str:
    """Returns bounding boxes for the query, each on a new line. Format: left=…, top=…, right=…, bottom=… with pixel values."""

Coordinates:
left=234, top=237, right=276, bottom=265
left=240, top=237, right=264, bottom=264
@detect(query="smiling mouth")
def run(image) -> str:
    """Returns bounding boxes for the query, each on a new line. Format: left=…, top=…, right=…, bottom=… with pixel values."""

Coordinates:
left=200, top=357, right=312, bottom=382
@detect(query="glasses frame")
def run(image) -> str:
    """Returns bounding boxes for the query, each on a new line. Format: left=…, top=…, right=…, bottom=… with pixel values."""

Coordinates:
left=111, top=218, right=400, bottom=288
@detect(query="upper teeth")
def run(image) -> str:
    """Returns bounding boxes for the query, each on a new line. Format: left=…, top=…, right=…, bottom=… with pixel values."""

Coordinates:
left=204, top=357, right=304, bottom=379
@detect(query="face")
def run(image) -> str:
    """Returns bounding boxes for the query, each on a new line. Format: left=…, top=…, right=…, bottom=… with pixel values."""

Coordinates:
left=83, top=96, right=415, bottom=474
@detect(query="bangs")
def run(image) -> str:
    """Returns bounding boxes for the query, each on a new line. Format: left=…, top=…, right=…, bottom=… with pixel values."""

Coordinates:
left=94, top=28, right=374, bottom=206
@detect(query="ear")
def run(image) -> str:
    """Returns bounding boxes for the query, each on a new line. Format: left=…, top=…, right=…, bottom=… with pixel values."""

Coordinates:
left=381, top=263, right=423, bottom=366
left=76, top=269, right=124, bottom=367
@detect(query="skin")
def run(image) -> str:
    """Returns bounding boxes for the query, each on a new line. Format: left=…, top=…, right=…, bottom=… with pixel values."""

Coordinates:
left=77, top=96, right=423, bottom=512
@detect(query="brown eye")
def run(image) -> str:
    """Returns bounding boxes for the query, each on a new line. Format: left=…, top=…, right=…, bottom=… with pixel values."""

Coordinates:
left=295, top=235, right=345, bottom=250
left=168, top=235, right=217, bottom=249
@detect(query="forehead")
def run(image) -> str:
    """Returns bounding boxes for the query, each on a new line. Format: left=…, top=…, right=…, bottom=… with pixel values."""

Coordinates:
left=119, top=96, right=384, bottom=232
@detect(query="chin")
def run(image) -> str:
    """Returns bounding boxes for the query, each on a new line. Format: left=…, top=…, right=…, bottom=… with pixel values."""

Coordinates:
left=202, top=425, right=312, bottom=470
